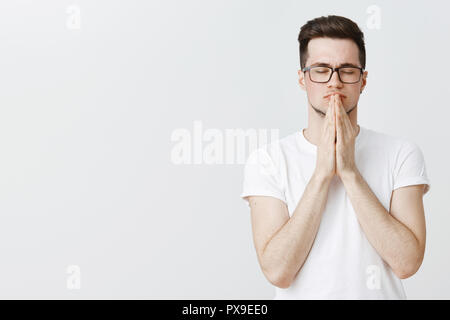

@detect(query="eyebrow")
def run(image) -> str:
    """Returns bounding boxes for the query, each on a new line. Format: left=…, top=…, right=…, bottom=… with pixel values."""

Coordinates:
left=310, top=62, right=361, bottom=68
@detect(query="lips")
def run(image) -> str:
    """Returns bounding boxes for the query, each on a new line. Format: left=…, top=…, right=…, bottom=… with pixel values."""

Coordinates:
left=324, top=92, right=346, bottom=99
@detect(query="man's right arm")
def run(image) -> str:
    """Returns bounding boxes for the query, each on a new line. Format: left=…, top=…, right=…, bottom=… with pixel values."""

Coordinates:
left=247, top=171, right=332, bottom=289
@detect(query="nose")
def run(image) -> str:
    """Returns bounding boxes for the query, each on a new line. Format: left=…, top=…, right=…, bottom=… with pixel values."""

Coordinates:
left=328, top=70, right=343, bottom=87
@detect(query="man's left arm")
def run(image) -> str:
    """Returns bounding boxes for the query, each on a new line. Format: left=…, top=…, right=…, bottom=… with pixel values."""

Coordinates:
left=340, top=170, right=426, bottom=279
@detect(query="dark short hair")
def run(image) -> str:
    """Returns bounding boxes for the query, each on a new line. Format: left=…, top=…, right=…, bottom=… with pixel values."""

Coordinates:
left=298, top=15, right=366, bottom=70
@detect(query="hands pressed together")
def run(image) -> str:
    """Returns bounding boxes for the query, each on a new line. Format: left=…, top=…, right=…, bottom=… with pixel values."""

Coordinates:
left=315, top=93, right=359, bottom=181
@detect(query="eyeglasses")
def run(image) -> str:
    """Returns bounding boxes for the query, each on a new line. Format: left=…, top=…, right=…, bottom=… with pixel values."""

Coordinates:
left=301, top=66, right=364, bottom=84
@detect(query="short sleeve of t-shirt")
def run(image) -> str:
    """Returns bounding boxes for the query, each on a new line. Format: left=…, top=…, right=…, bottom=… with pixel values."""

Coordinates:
left=240, top=147, right=286, bottom=204
left=393, top=141, right=430, bottom=195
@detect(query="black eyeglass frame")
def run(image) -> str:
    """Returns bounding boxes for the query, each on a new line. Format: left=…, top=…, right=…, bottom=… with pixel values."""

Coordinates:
left=301, top=66, right=364, bottom=84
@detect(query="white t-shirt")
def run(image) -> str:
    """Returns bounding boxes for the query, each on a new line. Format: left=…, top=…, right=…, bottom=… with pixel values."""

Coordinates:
left=240, top=125, right=430, bottom=300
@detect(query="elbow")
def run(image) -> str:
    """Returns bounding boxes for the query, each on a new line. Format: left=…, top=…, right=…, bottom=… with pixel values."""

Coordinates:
left=263, top=267, right=293, bottom=289
left=270, top=275, right=292, bottom=289
left=394, top=254, right=424, bottom=280
left=259, top=250, right=296, bottom=289
left=396, top=269, right=417, bottom=280
left=269, top=275, right=292, bottom=289
left=395, top=269, right=414, bottom=280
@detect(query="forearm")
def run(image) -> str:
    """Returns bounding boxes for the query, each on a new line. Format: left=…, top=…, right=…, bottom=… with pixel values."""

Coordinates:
left=262, top=171, right=332, bottom=287
left=340, top=170, right=421, bottom=278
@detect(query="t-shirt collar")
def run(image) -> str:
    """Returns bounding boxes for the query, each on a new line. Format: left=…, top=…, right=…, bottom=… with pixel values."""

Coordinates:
left=297, top=125, right=365, bottom=154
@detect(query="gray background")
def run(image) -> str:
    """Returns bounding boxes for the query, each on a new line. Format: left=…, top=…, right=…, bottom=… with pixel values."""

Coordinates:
left=0, top=0, right=447, bottom=299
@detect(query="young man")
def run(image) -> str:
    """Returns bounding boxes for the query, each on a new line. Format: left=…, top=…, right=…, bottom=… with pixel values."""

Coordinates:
left=240, top=15, right=430, bottom=299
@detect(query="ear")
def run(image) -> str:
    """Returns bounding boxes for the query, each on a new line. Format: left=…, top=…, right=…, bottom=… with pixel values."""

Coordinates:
left=360, top=70, right=368, bottom=93
left=298, top=69, right=306, bottom=91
